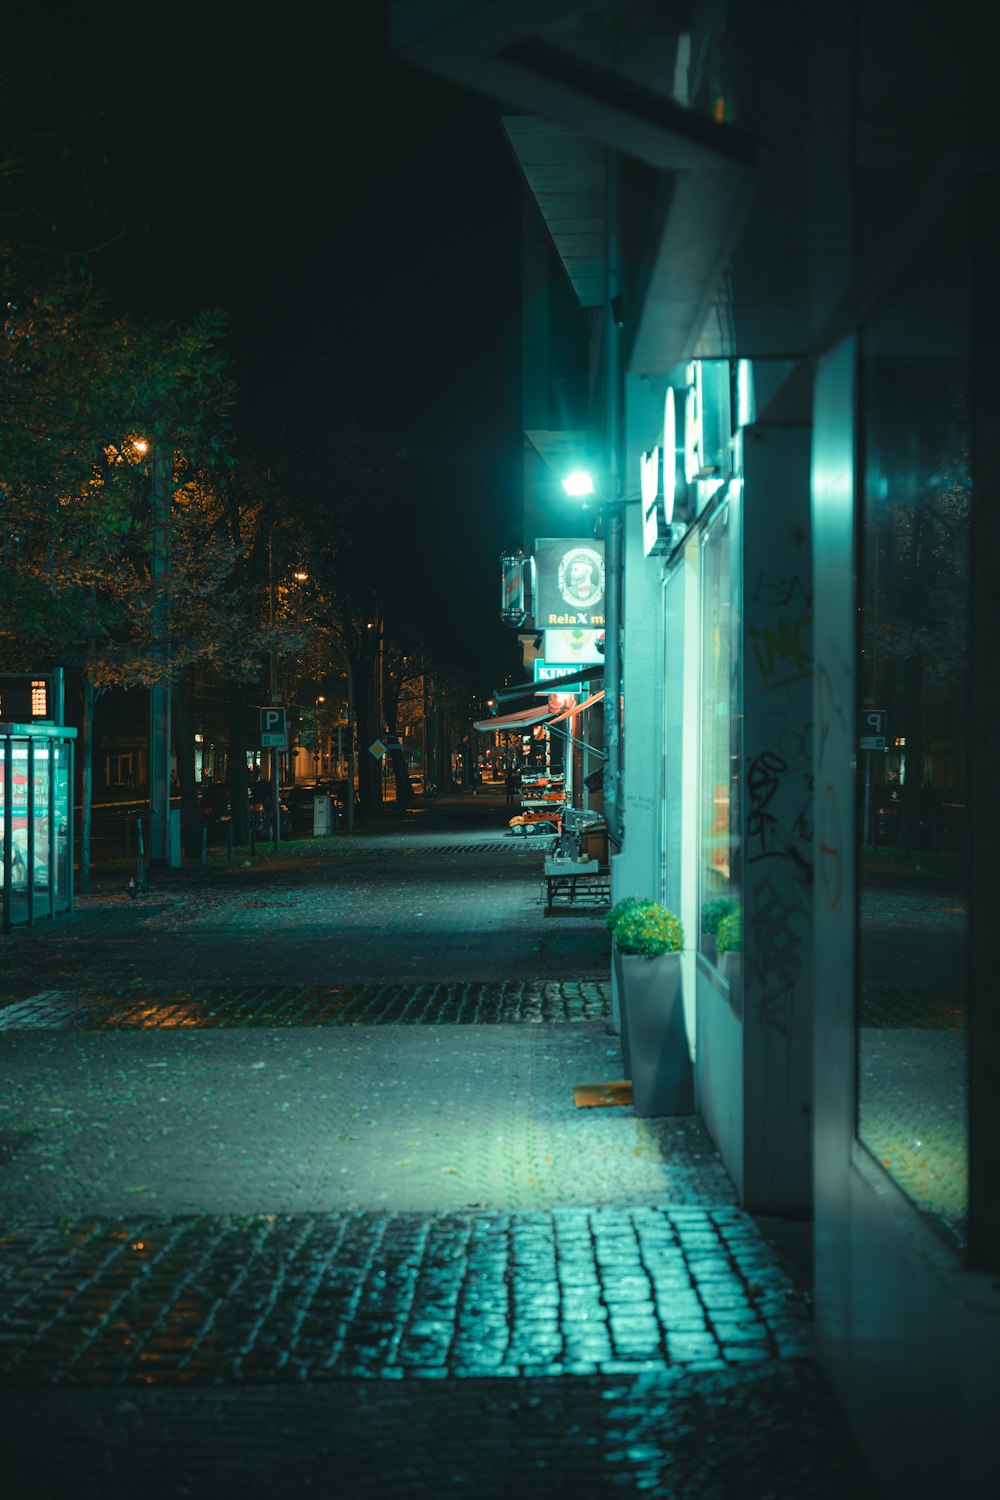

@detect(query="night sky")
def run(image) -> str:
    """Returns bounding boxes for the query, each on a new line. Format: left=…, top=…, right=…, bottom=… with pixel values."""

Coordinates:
left=8, top=1, right=525, bottom=687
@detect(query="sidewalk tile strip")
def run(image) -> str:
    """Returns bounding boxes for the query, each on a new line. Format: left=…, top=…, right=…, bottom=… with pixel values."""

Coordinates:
left=0, top=1206, right=811, bottom=1386
left=0, top=981, right=611, bottom=1031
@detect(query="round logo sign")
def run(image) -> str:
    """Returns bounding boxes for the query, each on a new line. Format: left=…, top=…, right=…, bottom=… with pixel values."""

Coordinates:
left=557, top=546, right=605, bottom=609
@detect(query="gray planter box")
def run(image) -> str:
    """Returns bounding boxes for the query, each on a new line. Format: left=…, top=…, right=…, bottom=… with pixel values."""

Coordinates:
left=619, top=951, right=695, bottom=1117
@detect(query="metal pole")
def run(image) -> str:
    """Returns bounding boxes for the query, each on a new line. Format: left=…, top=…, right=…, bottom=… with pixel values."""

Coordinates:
left=149, top=441, right=172, bottom=866
left=346, top=653, right=356, bottom=834
left=3, top=733, right=13, bottom=933
left=603, top=149, right=624, bottom=850
left=268, top=532, right=281, bottom=851
left=328, top=637, right=356, bottom=834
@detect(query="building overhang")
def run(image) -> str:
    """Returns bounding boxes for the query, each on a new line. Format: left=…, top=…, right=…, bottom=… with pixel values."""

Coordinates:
left=391, top=1, right=761, bottom=371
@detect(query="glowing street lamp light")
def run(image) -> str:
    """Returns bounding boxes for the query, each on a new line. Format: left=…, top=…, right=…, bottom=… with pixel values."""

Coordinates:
left=562, top=469, right=596, bottom=498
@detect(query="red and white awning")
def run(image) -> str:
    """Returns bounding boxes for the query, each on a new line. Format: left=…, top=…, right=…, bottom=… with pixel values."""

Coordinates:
left=473, top=703, right=553, bottom=732
left=547, top=689, right=605, bottom=725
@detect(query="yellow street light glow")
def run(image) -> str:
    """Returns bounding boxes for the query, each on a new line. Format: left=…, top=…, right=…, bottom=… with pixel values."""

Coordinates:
left=133, top=438, right=149, bottom=455
left=562, top=469, right=595, bottom=498
left=294, top=570, right=308, bottom=581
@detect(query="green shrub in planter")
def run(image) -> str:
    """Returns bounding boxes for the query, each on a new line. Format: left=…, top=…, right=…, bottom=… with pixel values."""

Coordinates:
left=716, top=908, right=742, bottom=955
left=613, top=900, right=684, bottom=956
left=605, top=894, right=647, bottom=937
left=700, top=896, right=731, bottom=935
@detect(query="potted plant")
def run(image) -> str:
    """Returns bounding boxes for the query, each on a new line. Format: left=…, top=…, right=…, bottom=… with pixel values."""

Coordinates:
left=606, top=895, right=647, bottom=1065
left=613, top=899, right=694, bottom=1117
left=715, top=907, right=741, bottom=988
left=700, top=896, right=731, bottom=966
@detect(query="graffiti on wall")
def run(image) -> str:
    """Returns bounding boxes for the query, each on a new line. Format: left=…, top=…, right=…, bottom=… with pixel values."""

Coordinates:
left=745, top=567, right=814, bottom=1037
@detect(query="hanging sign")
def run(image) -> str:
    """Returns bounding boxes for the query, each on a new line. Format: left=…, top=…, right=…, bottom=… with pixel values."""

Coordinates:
left=533, top=538, right=605, bottom=628
left=543, top=628, right=603, bottom=664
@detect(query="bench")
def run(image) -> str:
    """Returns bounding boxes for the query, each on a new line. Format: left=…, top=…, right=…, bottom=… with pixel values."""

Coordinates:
left=544, top=858, right=611, bottom=909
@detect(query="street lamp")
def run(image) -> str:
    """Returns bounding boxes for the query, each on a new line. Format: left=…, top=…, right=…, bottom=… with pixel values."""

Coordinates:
left=327, top=640, right=356, bottom=835
left=562, top=469, right=596, bottom=499
left=561, top=467, right=623, bottom=851
left=315, top=695, right=325, bottom=780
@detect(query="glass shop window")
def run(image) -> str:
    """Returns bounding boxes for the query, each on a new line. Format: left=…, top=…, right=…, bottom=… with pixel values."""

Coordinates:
left=699, top=504, right=741, bottom=972
left=857, top=217, right=970, bottom=1253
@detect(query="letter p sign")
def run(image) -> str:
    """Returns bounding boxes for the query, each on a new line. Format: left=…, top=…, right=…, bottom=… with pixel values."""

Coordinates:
left=859, top=708, right=886, bottom=751
left=260, top=706, right=287, bottom=748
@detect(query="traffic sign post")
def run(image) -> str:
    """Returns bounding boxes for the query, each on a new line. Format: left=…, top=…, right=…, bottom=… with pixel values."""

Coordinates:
left=859, top=709, right=886, bottom=752
left=260, top=707, right=287, bottom=850
left=859, top=710, right=887, bottom=846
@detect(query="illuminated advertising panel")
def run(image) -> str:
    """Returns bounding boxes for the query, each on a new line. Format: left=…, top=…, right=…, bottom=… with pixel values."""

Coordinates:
left=533, top=661, right=589, bottom=686
left=533, top=538, right=605, bottom=628
left=543, top=628, right=604, bottom=665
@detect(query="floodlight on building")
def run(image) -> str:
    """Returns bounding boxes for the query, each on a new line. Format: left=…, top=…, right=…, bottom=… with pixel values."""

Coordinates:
left=562, top=469, right=596, bottom=498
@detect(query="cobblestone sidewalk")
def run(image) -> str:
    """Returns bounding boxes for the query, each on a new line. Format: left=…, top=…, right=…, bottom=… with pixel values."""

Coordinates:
left=1, top=1205, right=810, bottom=1385
left=0, top=807, right=884, bottom=1498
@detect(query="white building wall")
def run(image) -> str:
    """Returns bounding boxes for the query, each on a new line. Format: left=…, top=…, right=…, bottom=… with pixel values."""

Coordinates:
left=614, top=498, right=663, bottom=906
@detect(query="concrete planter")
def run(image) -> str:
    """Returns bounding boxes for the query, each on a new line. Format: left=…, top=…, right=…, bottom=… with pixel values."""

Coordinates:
left=612, top=939, right=630, bottom=1075
left=619, top=951, right=694, bottom=1117
left=717, top=950, right=741, bottom=990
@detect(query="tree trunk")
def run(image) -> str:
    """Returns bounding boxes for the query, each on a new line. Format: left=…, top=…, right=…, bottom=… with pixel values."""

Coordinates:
left=172, top=670, right=202, bottom=859
left=383, top=683, right=411, bottom=806
left=354, top=682, right=377, bottom=814
left=387, top=746, right=411, bottom=804
left=898, top=652, right=925, bottom=851
left=228, top=678, right=252, bottom=845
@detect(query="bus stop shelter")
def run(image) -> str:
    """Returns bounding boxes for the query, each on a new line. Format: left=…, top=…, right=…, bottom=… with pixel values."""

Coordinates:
left=1, top=721, right=76, bottom=933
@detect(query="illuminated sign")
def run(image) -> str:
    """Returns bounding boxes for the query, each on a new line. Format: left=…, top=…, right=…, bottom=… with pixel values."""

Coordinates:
left=641, top=387, right=677, bottom=557
left=533, top=538, right=605, bottom=628
left=684, top=360, right=703, bottom=485
left=0, top=672, right=58, bottom=723
left=543, top=628, right=603, bottom=665
left=534, top=662, right=591, bottom=682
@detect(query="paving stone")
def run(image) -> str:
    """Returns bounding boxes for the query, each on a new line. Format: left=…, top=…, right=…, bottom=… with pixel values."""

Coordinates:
left=0, top=802, right=886, bottom=1497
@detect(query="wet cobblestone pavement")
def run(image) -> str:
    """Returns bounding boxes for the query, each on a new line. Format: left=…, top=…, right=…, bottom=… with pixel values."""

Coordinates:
left=0, top=979, right=610, bottom=1030
left=0, top=798, right=884, bottom=1497
left=1, top=1206, right=810, bottom=1385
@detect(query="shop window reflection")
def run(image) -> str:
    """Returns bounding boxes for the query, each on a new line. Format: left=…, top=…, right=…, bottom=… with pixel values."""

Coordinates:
left=857, top=220, right=969, bottom=1253
left=700, top=506, right=740, bottom=979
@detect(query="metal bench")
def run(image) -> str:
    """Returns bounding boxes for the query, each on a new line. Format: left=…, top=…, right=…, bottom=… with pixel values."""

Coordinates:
left=543, top=858, right=611, bottom=909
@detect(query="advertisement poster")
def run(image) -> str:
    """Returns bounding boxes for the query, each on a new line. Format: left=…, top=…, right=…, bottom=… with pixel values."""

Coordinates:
left=543, top=627, right=604, bottom=665
left=0, top=743, right=51, bottom=889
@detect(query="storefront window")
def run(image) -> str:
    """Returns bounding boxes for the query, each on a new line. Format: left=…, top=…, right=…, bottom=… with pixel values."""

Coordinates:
left=857, top=218, right=970, bottom=1252
left=700, top=504, right=740, bottom=973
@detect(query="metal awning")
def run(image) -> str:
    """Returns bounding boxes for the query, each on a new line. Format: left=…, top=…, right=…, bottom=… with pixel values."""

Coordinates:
left=473, top=703, right=553, bottom=732
left=548, top=688, right=604, bottom=724
left=493, top=662, right=604, bottom=705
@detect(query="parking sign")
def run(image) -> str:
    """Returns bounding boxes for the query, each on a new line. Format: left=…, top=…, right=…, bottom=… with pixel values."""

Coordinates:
left=261, top=707, right=287, bottom=750
left=859, top=709, right=886, bottom=751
